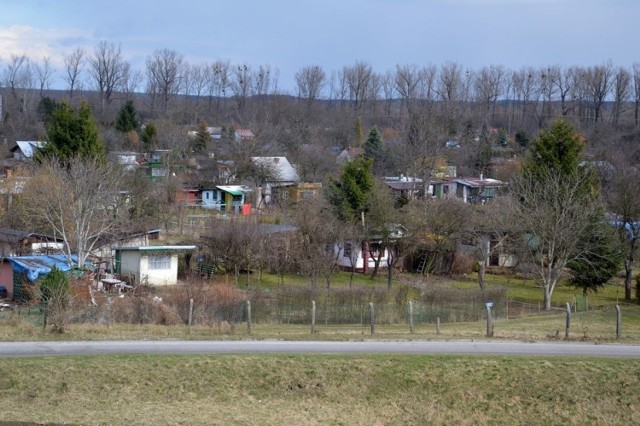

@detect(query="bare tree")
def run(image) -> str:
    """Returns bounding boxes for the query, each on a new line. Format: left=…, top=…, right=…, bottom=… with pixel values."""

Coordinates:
left=474, top=65, right=505, bottom=122
left=63, top=47, right=85, bottom=99
left=634, top=63, right=640, bottom=127
left=207, top=59, right=231, bottom=111
left=3, top=54, right=34, bottom=114
left=292, top=197, right=342, bottom=288
left=466, top=199, right=513, bottom=290
left=252, top=64, right=272, bottom=97
left=145, top=48, right=185, bottom=112
left=88, top=41, right=129, bottom=113
left=605, top=163, right=640, bottom=300
left=586, top=62, right=613, bottom=124
left=295, top=65, right=326, bottom=111
left=549, top=65, right=573, bottom=117
left=510, top=168, right=600, bottom=310
left=201, top=220, right=263, bottom=286
left=611, top=66, right=631, bottom=127
left=231, top=64, right=252, bottom=112
left=344, top=61, right=373, bottom=111
left=121, top=66, right=144, bottom=100
left=395, top=64, right=423, bottom=114
left=17, top=157, right=126, bottom=268
left=33, top=56, right=55, bottom=98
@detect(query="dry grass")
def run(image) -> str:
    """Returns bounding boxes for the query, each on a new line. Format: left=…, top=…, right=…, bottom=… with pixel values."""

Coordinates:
left=0, top=354, right=638, bottom=425
left=0, top=305, right=638, bottom=343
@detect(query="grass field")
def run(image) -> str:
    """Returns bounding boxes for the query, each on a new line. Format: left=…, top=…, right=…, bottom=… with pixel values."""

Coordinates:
left=0, top=354, right=638, bottom=425
left=0, top=271, right=638, bottom=424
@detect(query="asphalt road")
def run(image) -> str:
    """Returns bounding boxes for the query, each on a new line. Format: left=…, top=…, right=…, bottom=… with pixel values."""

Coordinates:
left=0, top=340, right=639, bottom=357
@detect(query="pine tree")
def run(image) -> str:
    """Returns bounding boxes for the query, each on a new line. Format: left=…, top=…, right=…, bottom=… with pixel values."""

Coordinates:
left=364, top=125, right=383, bottom=160
left=115, top=100, right=140, bottom=133
left=568, top=219, right=623, bottom=295
left=325, top=157, right=374, bottom=223
left=354, top=116, right=364, bottom=147
left=38, top=101, right=105, bottom=162
left=524, top=119, right=584, bottom=178
left=141, top=123, right=158, bottom=149
left=194, top=119, right=210, bottom=153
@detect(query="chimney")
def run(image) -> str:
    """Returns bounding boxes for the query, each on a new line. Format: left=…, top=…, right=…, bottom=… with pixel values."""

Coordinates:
left=274, top=157, right=280, bottom=164
left=480, top=173, right=483, bottom=180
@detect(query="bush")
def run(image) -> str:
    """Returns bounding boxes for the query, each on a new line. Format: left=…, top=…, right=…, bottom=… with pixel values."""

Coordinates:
left=39, top=266, right=70, bottom=333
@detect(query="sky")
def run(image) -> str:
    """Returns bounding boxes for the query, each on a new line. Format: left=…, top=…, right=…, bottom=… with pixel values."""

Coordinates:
left=0, top=0, right=638, bottom=94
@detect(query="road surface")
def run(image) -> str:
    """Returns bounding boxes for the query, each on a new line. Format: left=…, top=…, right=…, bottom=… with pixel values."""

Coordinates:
left=0, top=340, right=639, bottom=357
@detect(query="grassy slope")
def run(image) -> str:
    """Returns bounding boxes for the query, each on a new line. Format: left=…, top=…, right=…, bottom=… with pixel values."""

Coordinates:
left=0, top=354, right=638, bottom=425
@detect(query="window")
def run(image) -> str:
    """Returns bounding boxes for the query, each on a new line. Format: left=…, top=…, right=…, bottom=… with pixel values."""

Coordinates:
left=343, top=243, right=352, bottom=258
left=148, top=254, right=171, bottom=270
left=281, top=191, right=289, bottom=200
left=302, top=190, right=313, bottom=200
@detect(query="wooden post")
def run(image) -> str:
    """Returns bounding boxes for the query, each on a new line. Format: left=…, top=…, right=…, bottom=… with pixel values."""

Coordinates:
left=436, top=317, right=441, bottom=335
left=486, top=305, right=493, bottom=337
left=311, top=300, right=316, bottom=334
left=408, top=301, right=415, bottom=334
left=246, top=300, right=252, bottom=335
left=369, top=302, right=375, bottom=335
left=615, top=305, right=622, bottom=339
left=107, top=297, right=112, bottom=329
left=188, top=298, right=194, bottom=333
left=42, top=300, right=49, bottom=331
left=565, top=302, right=571, bottom=339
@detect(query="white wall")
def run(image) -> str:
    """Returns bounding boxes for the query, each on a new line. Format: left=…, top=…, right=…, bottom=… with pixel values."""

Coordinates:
left=139, top=253, right=179, bottom=285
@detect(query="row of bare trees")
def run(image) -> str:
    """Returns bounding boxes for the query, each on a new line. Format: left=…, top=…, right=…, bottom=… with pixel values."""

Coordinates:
left=3, top=43, right=640, bottom=126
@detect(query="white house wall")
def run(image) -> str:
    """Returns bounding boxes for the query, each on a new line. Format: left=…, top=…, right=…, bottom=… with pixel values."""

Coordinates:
left=335, top=243, right=390, bottom=271
left=139, top=254, right=179, bottom=285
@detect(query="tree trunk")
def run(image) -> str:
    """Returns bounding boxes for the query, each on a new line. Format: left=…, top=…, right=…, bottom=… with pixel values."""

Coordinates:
left=625, top=260, right=633, bottom=300
left=543, top=285, right=552, bottom=310
left=477, top=262, right=486, bottom=291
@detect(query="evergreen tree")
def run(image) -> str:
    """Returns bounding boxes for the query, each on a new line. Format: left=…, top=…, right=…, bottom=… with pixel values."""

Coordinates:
left=194, top=119, right=210, bottom=153
left=568, top=219, right=623, bottom=295
left=364, top=125, right=383, bottom=160
left=39, top=266, right=70, bottom=333
left=115, top=100, right=140, bottom=133
left=141, top=123, right=158, bottom=150
left=354, top=116, right=364, bottom=147
left=38, top=101, right=105, bottom=162
left=325, top=156, right=374, bottom=223
left=497, top=128, right=508, bottom=147
left=515, top=130, right=530, bottom=150
left=524, top=119, right=584, bottom=178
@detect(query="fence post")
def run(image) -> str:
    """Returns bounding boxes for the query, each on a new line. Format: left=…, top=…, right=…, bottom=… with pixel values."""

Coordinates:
left=246, top=300, right=252, bottom=335
left=369, top=302, right=375, bottom=335
left=311, top=300, right=316, bottom=334
left=615, top=304, right=622, bottom=339
left=107, top=297, right=112, bottom=328
left=486, top=303, right=494, bottom=337
left=188, top=298, right=194, bottom=333
left=408, top=301, right=415, bottom=334
left=436, top=317, right=441, bottom=335
left=565, top=302, right=571, bottom=339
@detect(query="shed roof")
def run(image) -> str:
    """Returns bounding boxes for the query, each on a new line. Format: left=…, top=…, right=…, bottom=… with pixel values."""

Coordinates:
left=11, top=141, right=46, bottom=158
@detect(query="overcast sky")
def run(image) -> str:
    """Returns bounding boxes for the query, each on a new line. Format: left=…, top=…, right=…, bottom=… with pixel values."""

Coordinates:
left=1, top=0, right=637, bottom=94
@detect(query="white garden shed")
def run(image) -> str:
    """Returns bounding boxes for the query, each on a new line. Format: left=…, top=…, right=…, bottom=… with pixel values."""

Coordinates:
left=113, top=245, right=196, bottom=286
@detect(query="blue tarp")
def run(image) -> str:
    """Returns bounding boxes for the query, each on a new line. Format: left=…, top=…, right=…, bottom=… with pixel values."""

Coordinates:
left=7, top=255, right=93, bottom=282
